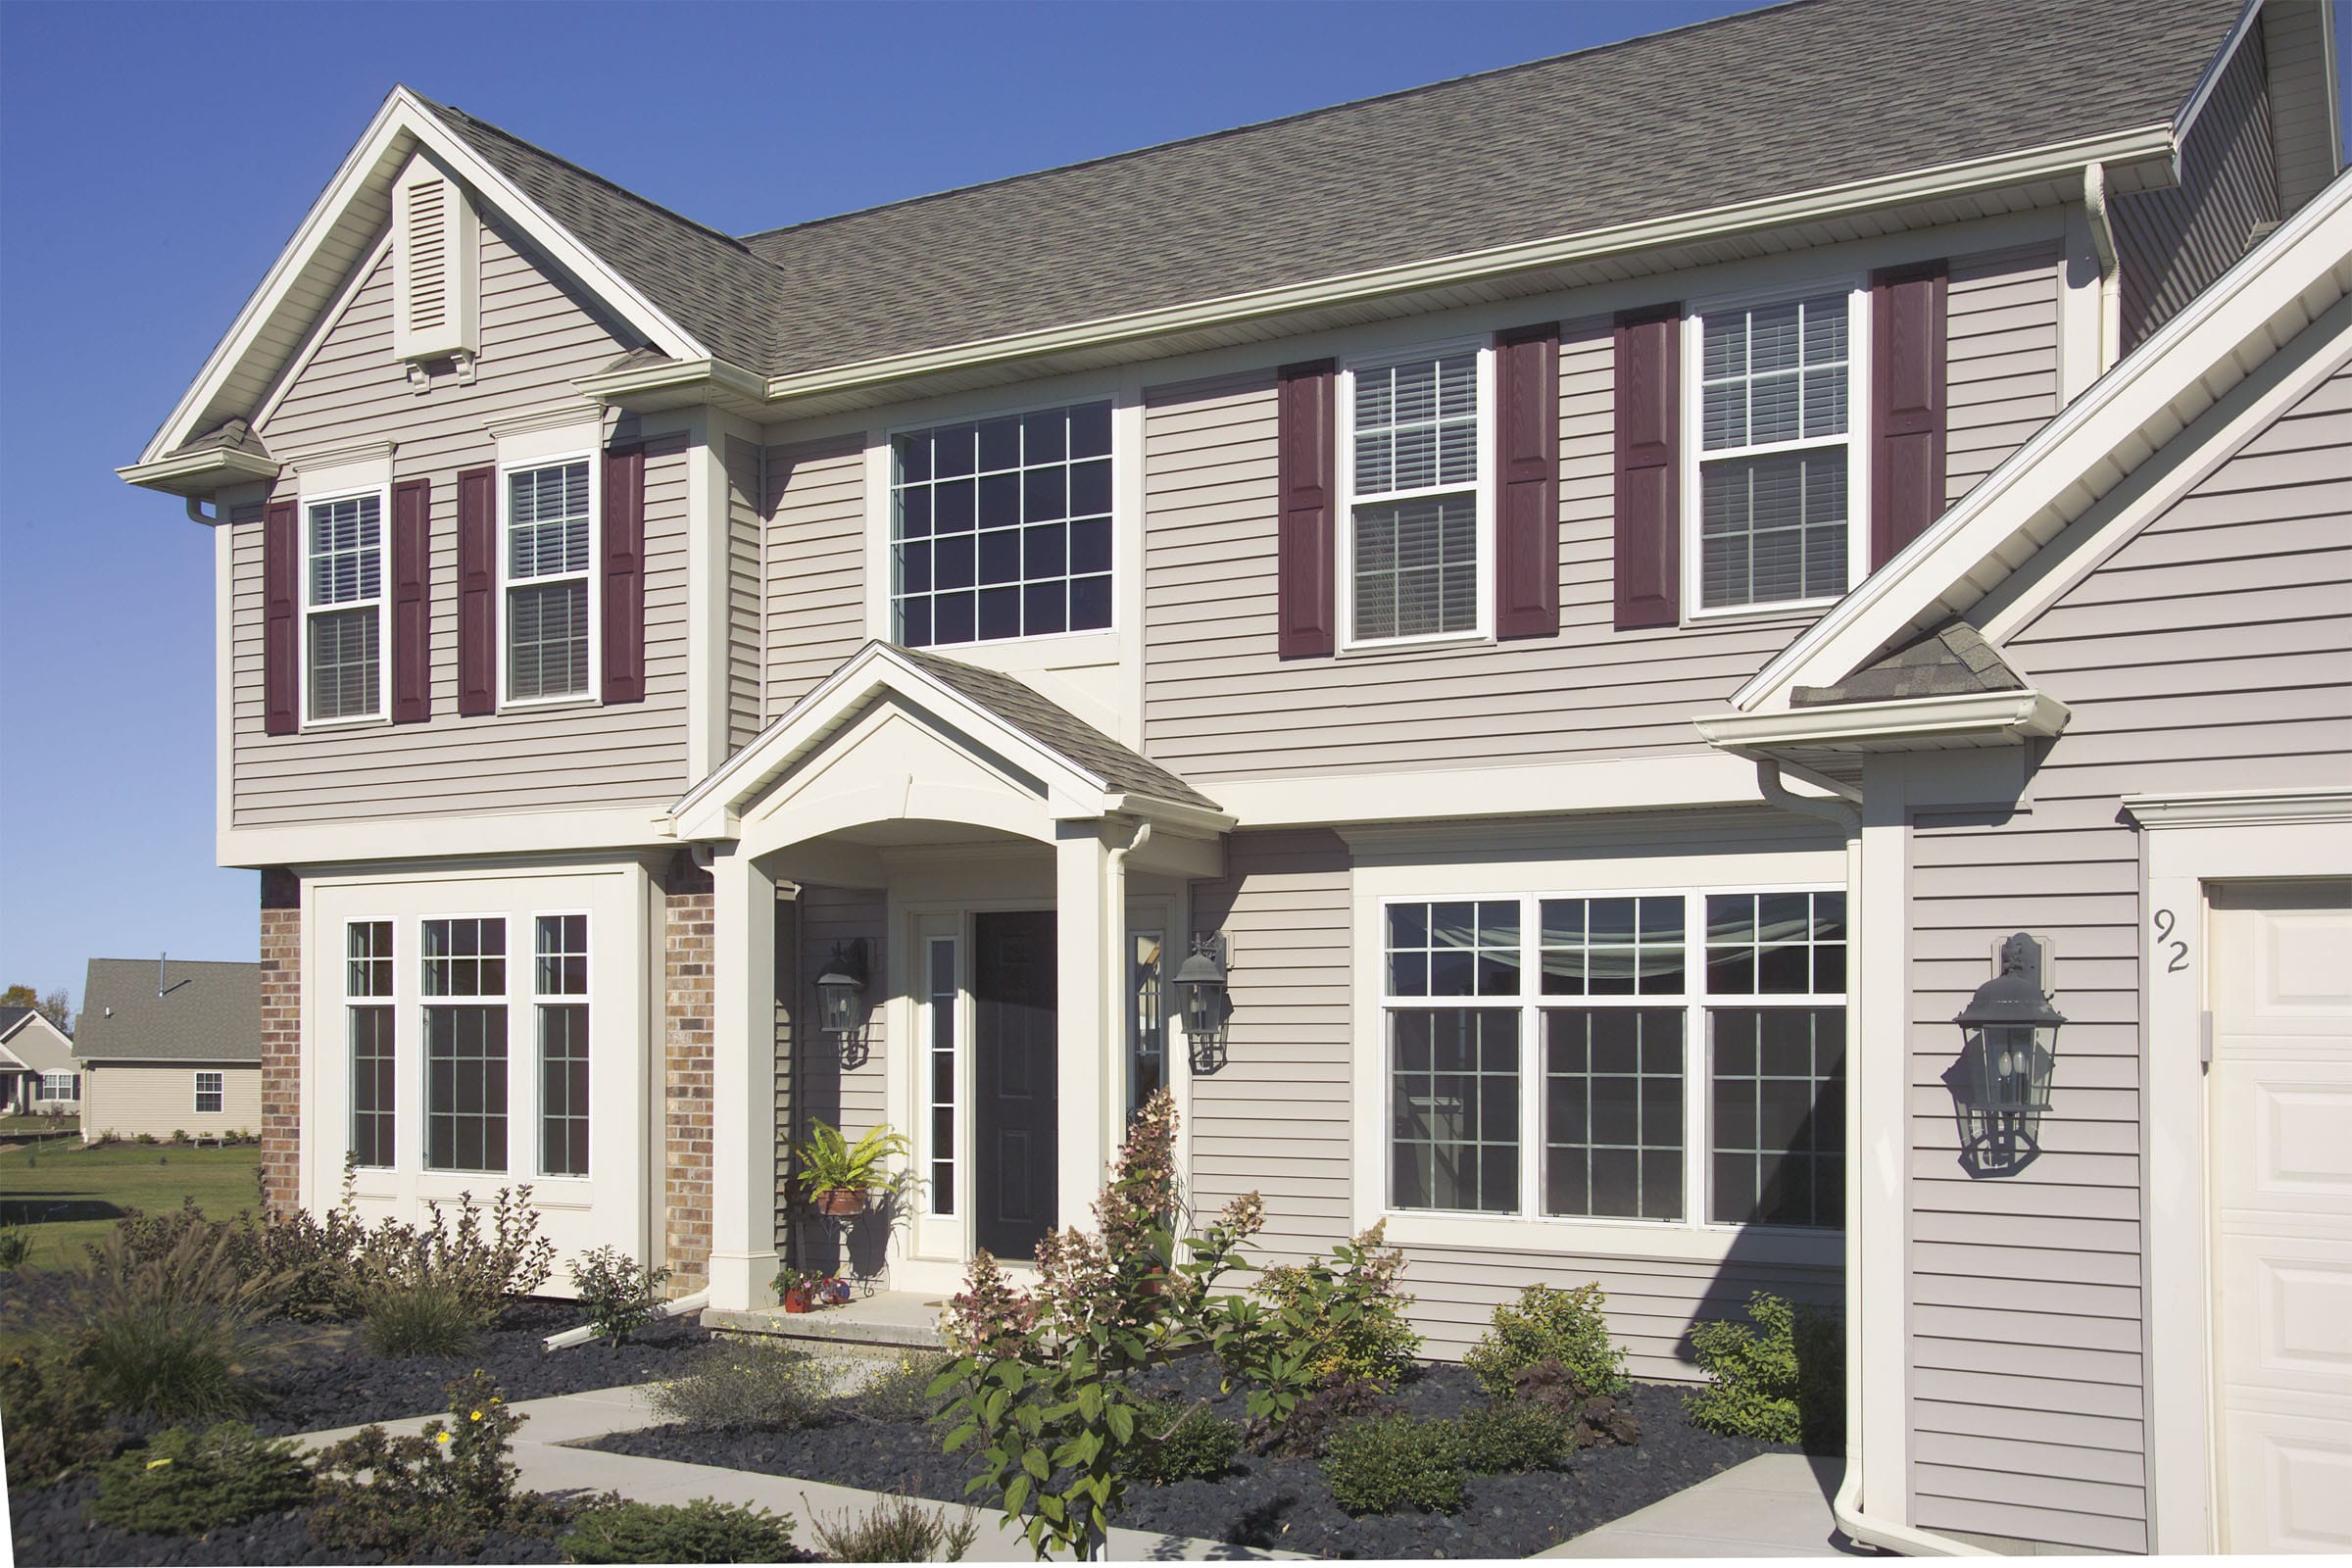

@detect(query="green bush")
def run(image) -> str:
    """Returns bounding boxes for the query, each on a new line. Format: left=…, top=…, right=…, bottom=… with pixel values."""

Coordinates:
left=1248, top=1222, right=1422, bottom=1387
left=0, top=1345, right=123, bottom=1489
left=1688, top=1292, right=1843, bottom=1448
left=1462, top=1283, right=1628, bottom=1400
left=310, top=1370, right=565, bottom=1553
left=1507, top=1357, right=1641, bottom=1448
left=1320, top=1414, right=1467, bottom=1515
left=361, top=1278, right=481, bottom=1357
left=87, top=1422, right=313, bottom=1535
left=1127, top=1396, right=1241, bottom=1485
left=563, top=1497, right=797, bottom=1563
left=1455, top=1400, right=1574, bottom=1474
left=847, top=1350, right=954, bottom=1426
left=67, top=1225, right=283, bottom=1421
left=0, top=1224, right=31, bottom=1270
left=808, top=1490, right=978, bottom=1562
left=649, top=1338, right=831, bottom=1431
left=1247, top=1373, right=1396, bottom=1458
left=569, top=1247, right=671, bottom=1348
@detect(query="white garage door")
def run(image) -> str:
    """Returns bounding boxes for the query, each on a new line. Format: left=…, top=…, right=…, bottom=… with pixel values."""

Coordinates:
left=2209, top=880, right=2352, bottom=1554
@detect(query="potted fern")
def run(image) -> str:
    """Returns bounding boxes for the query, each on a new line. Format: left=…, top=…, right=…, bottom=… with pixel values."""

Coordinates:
left=797, top=1119, right=910, bottom=1217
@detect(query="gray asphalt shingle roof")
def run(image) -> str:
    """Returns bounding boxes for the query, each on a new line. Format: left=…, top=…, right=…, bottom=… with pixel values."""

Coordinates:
left=74, top=959, right=261, bottom=1064
left=412, top=0, right=2235, bottom=379
left=1791, top=622, right=2028, bottom=707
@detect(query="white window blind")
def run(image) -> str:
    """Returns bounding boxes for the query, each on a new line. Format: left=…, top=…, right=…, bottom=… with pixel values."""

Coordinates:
left=505, top=461, right=593, bottom=702
left=1348, top=352, right=1482, bottom=643
left=305, top=493, right=384, bottom=721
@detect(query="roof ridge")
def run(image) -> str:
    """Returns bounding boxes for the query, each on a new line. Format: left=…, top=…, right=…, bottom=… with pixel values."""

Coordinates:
left=734, top=0, right=1819, bottom=244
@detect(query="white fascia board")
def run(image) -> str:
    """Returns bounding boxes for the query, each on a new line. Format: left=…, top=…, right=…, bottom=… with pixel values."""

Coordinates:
left=1695, top=690, right=2072, bottom=752
left=218, top=806, right=675, bottom=871
left=573, top=357, right=770, bottom=417
left=754, top=125, right=2178, bottom=413
left=135, top=87, right=709, bottom=469
left=1211, top=752, right=1782, bottom=829
left=1732, top=170, right=2352, bottom=713
left=115, top=447, right=282, bottom=500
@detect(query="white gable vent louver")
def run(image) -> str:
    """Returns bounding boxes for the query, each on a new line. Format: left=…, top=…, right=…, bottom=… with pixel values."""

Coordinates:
left=391, top=154, right=479, bottom=373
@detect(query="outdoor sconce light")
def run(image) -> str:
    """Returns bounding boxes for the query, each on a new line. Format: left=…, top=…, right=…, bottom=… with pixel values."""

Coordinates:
left=1173, top=934, right=1230, bottom=1073
left=1949, top=932, right=2065, bottom=1178
left=813, top=939, right=869, bottom=1055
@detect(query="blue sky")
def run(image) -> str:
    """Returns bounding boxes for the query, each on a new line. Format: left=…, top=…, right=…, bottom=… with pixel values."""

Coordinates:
left=0, top=0, right=2344, bottom=1015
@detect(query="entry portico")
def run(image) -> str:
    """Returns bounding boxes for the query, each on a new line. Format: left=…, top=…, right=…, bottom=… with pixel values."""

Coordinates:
left=670, top=641, right=1230, bottom=1308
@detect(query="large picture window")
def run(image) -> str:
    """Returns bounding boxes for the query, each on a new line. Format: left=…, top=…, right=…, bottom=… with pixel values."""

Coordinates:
left=504, top=461, right=595, bottom=703
left=305, top=491, right=386, bottom=721
left=1344, top=349, right=1487, bottom=645
left=1382, top=889, right=1845, bottom=1232
left=422, top=916, right=508, bottom=1173
left=348, top=919, right=396, bottom=1169
left=534, top=914, right=589, bottom=1178
left=891, top=402, right=1113, bottom=648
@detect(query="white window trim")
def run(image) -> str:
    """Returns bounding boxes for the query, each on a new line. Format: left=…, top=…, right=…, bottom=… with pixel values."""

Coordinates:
left=1368, top=881, right=1847, bottom=1264
left=496, top=451, right=602, bottom=710
left=1679, top=276, right=1872, bottom=623
left=344, top=915, right=397, bottom=1170
left=1337, top=337, right=1497, bottom=653
left=37, top=1071, right=76, bottom=1102
left=298, top=480, right=392, bottom=729
left=193, top=1070, right=226, bottom=1115
left=528, top=907, right=593, bottom=1183
left=918, top=926, right=960, bottom=1225
left=879, top=394, right=1125, bottom=652
left=417, top=912, right=515, bottom=1176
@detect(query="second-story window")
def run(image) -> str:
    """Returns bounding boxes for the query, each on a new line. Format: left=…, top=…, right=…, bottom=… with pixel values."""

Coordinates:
left=891, top=401, right=1113, bottom=648
left=505, top=460, right=595, bottom=703
left=1343, top=347, right=1489, bottom=647
left=305, top=491, right=386, bottom=722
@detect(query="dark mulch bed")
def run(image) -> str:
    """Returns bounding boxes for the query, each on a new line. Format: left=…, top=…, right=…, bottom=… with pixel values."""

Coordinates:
left=593, top=1357, right=1796, bottom=1559
left=8, top=1477, right=566, bottom=1568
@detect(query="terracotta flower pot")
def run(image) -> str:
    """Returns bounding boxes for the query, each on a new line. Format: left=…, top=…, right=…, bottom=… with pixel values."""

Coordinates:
left=782, top=1288, right=811, bottom=1313
left=815, top=1188, right=870, bottom=1218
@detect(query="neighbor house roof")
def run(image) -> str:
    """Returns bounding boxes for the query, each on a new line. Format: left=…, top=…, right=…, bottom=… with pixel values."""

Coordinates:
left=0, top=1009, right=77, bottom=1074
left=74, top=959, right=261, bottom=1065
left=404, top=0, right=2238, bottom=380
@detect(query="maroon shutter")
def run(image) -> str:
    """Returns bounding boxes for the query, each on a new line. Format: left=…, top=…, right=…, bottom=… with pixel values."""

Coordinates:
left=1871, top=261, right=1947, bottom=567
left=1275, top=359, right=1337, bottom=660
left=389, top=477, right=431, bottom=724
left=1494, top=322, right=1561, bottom=640
left=262, top=500, right=299, bottom=734
left=601, top=444, right=646, bottom=704
left=1612, top=306, right=1682, bottom=629
left=457, top=466, right=497, bottom=716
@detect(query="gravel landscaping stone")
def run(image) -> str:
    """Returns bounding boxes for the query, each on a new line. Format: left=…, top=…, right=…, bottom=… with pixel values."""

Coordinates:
left=8, top=1477, right=566, bottom=1568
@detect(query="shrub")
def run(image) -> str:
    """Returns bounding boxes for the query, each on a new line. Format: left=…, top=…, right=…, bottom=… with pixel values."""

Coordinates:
left=846, top=1350, right=953, bottom=1426
left=310, top=1370, right=564, bottom=1553
left=134, top=1133, right=158, bottom=1146
left=1127, top=1396, right=1241, bottom=1485
left=0, top=1224, right=31, bottom=1270
left=570, top=1246, right=671, bottom=1348
left=1508, top=1357, right=1640, bottom=1448
left=649, top=1338, right=831, bottom=1431
left=0, top=1345, right=123, bottom=1489
left=67, top=1225, right=284, bottom=1421
left=351, top=1186, right=557, bottom=1330
left=361, top=1277, right=481, bottom=1357
left=1246, top=1220, right=1421, bottom=1386
left=808, top=1491, right=978, bottom=1562
left=1320, top=1414, right=1467, bottom=1515
left=564, top=1497, right=797, bottom=1563
left=1247, top=1373, right=1396, bottom=1459
left=1455, top=1400, right=1574, bottom=1474
left=87, top=1422, right=313, bottom=1535
left=1462, top=1283, right=1628, bottom=1400
left=1688, top=1292, right=1843, bottom=1448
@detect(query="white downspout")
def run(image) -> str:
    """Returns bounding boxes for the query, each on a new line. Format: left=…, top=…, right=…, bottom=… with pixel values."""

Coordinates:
left=2082, top=161, right=2123, bottom=371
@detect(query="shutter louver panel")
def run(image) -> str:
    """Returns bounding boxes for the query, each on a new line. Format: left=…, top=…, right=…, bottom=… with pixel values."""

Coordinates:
left=1870, top=261, right=1947, bottom=567
left=1612, top=306, right=1682, bottom=630
left=457, top=466, right=497, bottom=716
left=390, top=477, right=431, bottom=724
left=391, top=155, right=478, bottom=365
left=1494, top=321, right=1561, bottom=640
left=405, top=181, right=448, bottom=333
left=601, top=444, right=647, bottom=705
left=262, top=500, right=299, bottom=735
left=1276, top=359, right=1337, bottom=660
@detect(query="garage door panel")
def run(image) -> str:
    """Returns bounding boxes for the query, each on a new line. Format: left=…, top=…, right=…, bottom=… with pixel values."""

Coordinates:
left=2221, top=1413, right=2352, bottom=1553
left=2212, top=1064, right=2352, bottom=1219
left=2217, top=1235, right=2352, bottom=1396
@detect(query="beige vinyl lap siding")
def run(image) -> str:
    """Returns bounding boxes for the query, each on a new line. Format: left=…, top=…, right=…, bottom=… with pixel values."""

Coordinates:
left=794, top=885, right=887, bottom=1150
left=82, top=1063, right=261, bottom=1141
left=763, top=434, right=868, bottom=718
left=1945, top=245, right=2061, bottom=506
left=1901, top=352, right=2352, bottom=1555
left=236, top=223, right=689, bottom=826
left=725, top=435, right=764, bottom=757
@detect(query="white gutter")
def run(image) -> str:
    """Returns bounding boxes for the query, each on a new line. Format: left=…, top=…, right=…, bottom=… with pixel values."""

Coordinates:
left=116, top=446, right=281, bottom=501
left=1695, top=691, right=2072, bottom=753
left=2082, top=162, right=2123, bottom=369
left=542, top=1288, right=710, bottom=1350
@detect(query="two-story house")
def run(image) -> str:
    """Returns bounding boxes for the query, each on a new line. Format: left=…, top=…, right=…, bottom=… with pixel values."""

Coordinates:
left=121, top=0, right=2346, bottom=1553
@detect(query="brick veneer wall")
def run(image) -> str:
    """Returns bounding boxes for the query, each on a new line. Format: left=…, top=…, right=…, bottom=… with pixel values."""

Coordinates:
left=662, top=852, right=715, bottom=1294
left=258, top=867, right=302, bottom=1212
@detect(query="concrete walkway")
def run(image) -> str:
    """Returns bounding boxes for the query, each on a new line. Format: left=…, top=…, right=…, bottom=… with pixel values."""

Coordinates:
left=1537, top=1452, right=1874, bottom=1558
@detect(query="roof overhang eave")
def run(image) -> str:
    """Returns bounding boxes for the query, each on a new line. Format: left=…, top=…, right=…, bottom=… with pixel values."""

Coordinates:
left=573, top=356, right=773, bottom=419
left=1695, top=690, right=2073, bottom=757
left=117, top=447, right=283, bottom=501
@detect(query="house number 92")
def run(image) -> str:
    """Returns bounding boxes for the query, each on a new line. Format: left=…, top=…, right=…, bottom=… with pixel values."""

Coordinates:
left=2152, top=908, right=2189, bottom=973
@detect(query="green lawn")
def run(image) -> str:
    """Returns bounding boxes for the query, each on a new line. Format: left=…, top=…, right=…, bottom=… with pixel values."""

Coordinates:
left=0, top=1142, right=263, bottom=1272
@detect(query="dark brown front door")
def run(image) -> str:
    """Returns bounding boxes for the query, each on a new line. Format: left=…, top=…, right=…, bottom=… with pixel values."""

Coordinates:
left=973, top=910, right=1056, bottom=1261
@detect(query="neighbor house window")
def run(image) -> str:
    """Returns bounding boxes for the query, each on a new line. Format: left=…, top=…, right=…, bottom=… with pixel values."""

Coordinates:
left=194, top=1071, right=225, bottom=1115
left=534, top=914, right=589, bottom=1178
left=347, top=919, right=396, bottom=1169
left=504, top=460, right=594, bottom=702
left=1344, top=348, right=1488, bottom=645
left=892, top=401, right=1113, bottom=648
left=421, top=916, right=508, bottom=1172
left=305, top=491, right=386, bottom=721
left=1382, top=890, right=1846, bottom=1230
left=1690, top=290, right=1861, bottom=612
left=37, top=1071, right=77, bottom=1102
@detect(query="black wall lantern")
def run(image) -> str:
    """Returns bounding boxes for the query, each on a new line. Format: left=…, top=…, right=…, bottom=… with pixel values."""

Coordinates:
left=1172, top=934, right=1230, bottom=1073
left=1948, top=932, right=2065, bottom=1177
left=813, top=939, right=869, bottom=1060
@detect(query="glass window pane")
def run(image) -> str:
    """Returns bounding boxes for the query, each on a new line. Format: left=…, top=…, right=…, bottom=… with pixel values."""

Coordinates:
left=1544, top=1008, right=1683, bottom=1221
left=1708, top=1006, right=1843, bottom=1228
left=1392, top=1009, right=1520, bottom=1213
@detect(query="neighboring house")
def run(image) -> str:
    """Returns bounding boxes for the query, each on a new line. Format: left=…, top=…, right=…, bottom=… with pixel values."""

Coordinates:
left=117, top=0, right=2345, bottom=1554
left=74, top=960, right=263, bottom=1142
left=0, top=1006, right=80, bottom=1116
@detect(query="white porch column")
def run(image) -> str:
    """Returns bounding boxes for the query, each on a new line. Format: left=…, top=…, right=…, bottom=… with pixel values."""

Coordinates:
left=1055, top=820, right=1115, bottom=1226
left=708, top=844, right=778, bottom=1310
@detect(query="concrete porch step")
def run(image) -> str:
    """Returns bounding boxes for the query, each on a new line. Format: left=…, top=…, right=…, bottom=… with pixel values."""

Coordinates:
left=703, top=1289, right=946, bottom=1350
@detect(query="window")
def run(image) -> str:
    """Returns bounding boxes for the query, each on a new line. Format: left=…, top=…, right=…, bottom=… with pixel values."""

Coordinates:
left=305, top=491, right=386, bottom=721
left=194, top=1071, right=224, bottom=1115
left=422, top=916, right=508, bottom=1173
left=504, top=461, right=595, bottom=702
left=348, top=919, right=396, bottom=1169
left=891, top=402, right=1113, bottom=648
left=1690, top=289, right=1862, bottom=612
left=1344, top=348, right=1489, bottom=645
left=535, top=914, right=589, bottom=1177
left=1380, top=890, right=1845, bottom=1231
left=1128, top=930, right=1166, bottom=1121
left=925, top=936, right=956, bottom=1216
left=37, top=1071, right=76, bottom=1102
